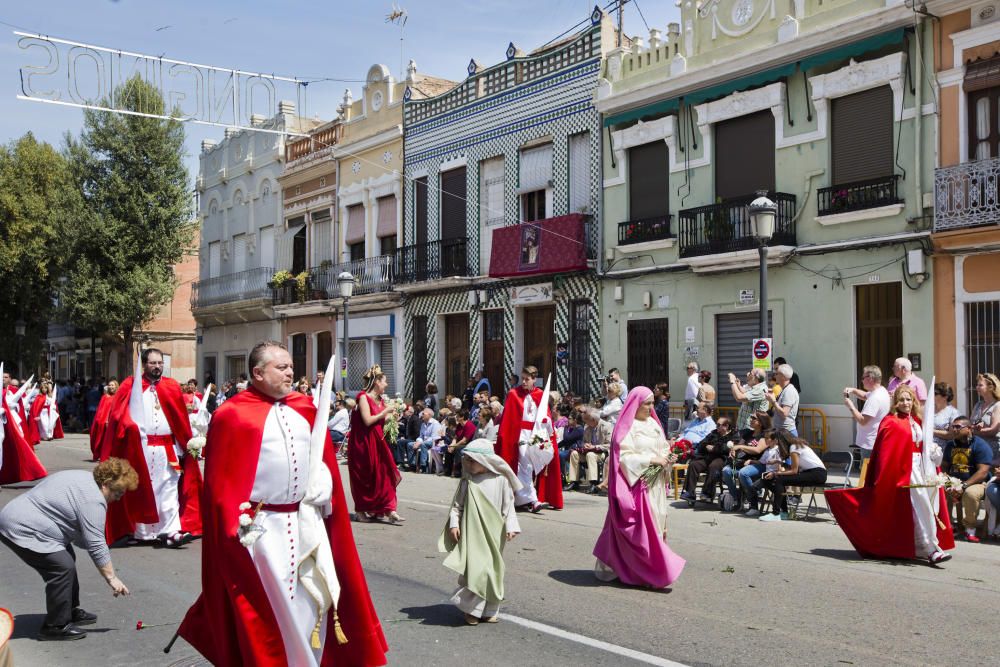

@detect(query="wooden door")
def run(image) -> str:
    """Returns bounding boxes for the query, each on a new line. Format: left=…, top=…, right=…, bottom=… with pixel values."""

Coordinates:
left=523, top=306, right=556, bottom=384
left=482, top=310, right=505, bottom=395
left=855, top=283, right=902, bottom=387
left=445, top=313, right=470, bottom=397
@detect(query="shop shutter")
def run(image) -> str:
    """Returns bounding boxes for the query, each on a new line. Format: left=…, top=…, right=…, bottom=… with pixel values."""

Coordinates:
left=715, top=311, right=772, bottom=407
left=377, top=339, right=396, bottom=395
left=568, top=132, right=591, bottom=214
left=440, top=167, right=467, bottom=240
left=628, top=141, right=669, bottom=220
left=831, top=85, right=893, bottom=186
left=715, top=110, right=775, bottom=200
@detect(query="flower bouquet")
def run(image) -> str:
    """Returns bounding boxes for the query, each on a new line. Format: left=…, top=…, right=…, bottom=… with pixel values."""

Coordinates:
left=237, top=501, right=266, bottom=547
left=186, top=436, right=206, bottom=460
left=639, top=451, right=680, bottom=488
left=383, top=395, right=405, bottom=442
left=671, top=439, right=693, bottom=464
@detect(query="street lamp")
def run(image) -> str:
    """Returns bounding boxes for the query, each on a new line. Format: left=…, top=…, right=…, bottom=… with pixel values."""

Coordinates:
left=14, top=318, right=26, bottom=379
left=337, top=271, right=355, bottom=392
left=748, top=191, right=776, bottom=340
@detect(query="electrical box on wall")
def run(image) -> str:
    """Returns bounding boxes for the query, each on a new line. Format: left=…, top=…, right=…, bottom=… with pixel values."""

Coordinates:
left=906, top=249, right=924, bottom=276
left=642, top=291, right=652, bottom=309
left=613, top=285, right=624, bottom=302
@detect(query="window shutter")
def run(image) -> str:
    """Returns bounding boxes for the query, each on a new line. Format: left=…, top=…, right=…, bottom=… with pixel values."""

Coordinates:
left=415, top=177, right=428, bottom=246
left=440, top=167, right=467, bottom=240
left=208, top=241, right=221, bottom=278
left=831, top=85, right=893, bottom=186
left=964, top=56, right=1000, bottom=92
left=376, top=195, right=397, bottom=238
left=232, top=234, right=247, bottom=273
left=519, top=143, right=553, bottom=193
left=479, top=157, right=505, bottom=226
left=714, top=111, right=775, bottom=200
left=628, top=141, right=669, bottom=220
left=311, top=219, right=331, bottom=265
left=346, top=204, right=366, bottom=244
left=377, top=339, right=395, bottom=395
left=259, top=226, right=274, bottom=269
left=568, top=133, right=591, bottom=214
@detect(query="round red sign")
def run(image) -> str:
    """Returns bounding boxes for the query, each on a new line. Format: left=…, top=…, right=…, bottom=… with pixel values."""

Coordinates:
left=753, top=340, right=770, bottom=359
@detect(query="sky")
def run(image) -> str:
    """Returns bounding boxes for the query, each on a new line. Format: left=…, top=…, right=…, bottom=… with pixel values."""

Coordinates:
left=1, top=0, right=680, bottom=184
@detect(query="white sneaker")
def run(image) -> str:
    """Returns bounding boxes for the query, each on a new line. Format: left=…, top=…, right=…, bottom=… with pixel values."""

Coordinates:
left=929, top=550, right=951, bottom=564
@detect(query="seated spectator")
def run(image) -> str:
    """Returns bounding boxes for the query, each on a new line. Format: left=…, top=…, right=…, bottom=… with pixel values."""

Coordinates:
left=558, top=411, right=585, bottom=476
left=476, top=406, right=498, bottom=442
left=722, top=413, right=773, bottom=514
left=729, top=368, right=769, bottom=441
left=411, top=408, right=442, bottom=473
left=653, top=383, right=671, bottom=429
left=432, top=416, right=458, bottom=475
left=328, top=398, right=351, bottom=444
left=677, top=402, right=716, bottom=446
left=986, top=455, right=1000, bottom=537
left=931, top=383, right=960, bottom=449
left=565, top=407, right=611, bottom=494
left=445, top=409, right=477, bottom=477
left=600, top=382, right=624, bottom=425
left=971, top=373, right=1000, bottom=457
left=680, top=416, right=735, bottom=504
left=759, top=430, right=827, bottom=522
left=393, top=405, right=417, bottom=468
left=942, top=416, right=993, bottom=542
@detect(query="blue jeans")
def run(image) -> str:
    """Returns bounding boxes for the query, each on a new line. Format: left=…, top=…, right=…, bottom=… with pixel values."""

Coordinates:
left=559, top=449, right=573, bottom=475
left=987, top=480, right=1000, bottom=512
left=394, top=438, right=413, bottom=465
left=407, top=441, right=431, bottom=471
left=722, top=461, right=766, bottom=508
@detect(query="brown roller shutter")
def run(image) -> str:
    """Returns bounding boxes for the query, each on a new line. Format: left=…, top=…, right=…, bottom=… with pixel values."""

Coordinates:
left=440, top=167, right=467, bottom=240
left=628, top=141, right=670, bottom=219
left=831, top=85, right=893, bottom=186
left=964, top=55, right=1000, bottom=92
left=715, top=110, right=775, bottom=200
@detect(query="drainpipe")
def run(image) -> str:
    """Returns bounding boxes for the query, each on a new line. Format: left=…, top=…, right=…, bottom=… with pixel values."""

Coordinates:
left=913, top=18, right=924, bottom=219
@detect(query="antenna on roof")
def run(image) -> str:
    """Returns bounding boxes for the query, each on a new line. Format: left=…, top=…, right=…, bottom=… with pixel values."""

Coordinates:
left=386, top=3, right=409, bottom=81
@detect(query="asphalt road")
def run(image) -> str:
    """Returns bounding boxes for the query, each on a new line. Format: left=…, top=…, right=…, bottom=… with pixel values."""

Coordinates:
left=2, top=435, right=998, bottom=667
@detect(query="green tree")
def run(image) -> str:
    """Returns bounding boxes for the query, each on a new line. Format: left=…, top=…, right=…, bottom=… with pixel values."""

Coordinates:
left=64, top=75, right=193, bottom=373
left=0, top=132, right=78, bottom=374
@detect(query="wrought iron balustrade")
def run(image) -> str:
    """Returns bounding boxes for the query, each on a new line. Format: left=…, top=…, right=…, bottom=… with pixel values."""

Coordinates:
left=817, top=175, right=901, bottom=216
left=678, top=193, right=796, bottom=259
left=617, top=215, right=673, bottom=246
left=309, top=255, right=397, bottom=299
left=191, top=267, right=274, bottom=309
left=934, top=157, right=1000, bottom=231
left=396, top=238, right=470, bottom=284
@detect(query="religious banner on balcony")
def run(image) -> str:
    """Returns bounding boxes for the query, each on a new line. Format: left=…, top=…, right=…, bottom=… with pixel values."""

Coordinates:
left=488, top=214, right=588, bottom=278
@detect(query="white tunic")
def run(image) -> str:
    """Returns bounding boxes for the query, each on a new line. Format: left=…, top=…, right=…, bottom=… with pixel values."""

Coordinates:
left=513, top=393, right=554, bottom=506
left=618, top=418, right=671, bottom=537
left=248, top=402, right=326, bottom=667
left=37, top=397, right=60, bottom=440
left=133, top=385, right=183, bottom=540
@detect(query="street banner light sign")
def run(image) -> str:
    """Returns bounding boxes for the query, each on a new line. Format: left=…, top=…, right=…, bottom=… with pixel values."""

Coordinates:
left=752, top=338, right=772, bottom=372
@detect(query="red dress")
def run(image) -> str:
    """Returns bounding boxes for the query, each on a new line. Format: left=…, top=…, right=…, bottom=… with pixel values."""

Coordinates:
left=347, top=392, right=401, bottom=515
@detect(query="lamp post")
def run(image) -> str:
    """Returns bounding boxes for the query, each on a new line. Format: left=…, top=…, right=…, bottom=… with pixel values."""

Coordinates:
left=748, top=192, right=777, bottom=339
left=337, top=271, right=355, bottom=392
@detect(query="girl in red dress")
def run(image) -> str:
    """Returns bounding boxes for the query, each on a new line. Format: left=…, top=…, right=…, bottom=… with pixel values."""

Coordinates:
left=348, top=365, right=404, bottom=524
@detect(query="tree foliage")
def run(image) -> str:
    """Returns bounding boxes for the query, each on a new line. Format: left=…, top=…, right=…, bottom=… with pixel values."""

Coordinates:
left=0, top=132, right=79, bottom=369
left=63, top=74, right=193, bottom=369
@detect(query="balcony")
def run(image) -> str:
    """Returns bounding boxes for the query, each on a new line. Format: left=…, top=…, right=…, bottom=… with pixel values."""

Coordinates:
left=817, top=175, right=901, bottom=218
left=617, top=215, right=673, bottom=246
left=678, top=192, right=796, bottom=262
left=191, top=267, right=274, bottom=309
left=396, top=238, right=470, bottom=284
left=271, top=256, right=397, bottom=306
left=487, top=214, right=592, bottom=278
left=934, top=156, right=1000, bottom=232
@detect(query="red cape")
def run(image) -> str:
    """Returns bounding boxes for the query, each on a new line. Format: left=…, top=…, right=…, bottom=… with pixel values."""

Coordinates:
left=29, top=394, right=64, bottom=441
left=178, top=387, right=388, bottom=667
left=21, top=395, right=40, bottom=446
left=0, top=395, right=47, bottom=484
left=101, top=376, right=203, bottom=543
left=825, top=414, right=954, bottom=559
left=90, top=393, right=114, bottom=460
left=495, top=386, right=563, bottom=509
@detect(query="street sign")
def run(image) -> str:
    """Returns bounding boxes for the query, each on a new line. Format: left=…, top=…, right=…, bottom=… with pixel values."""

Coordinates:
left=752, top=337, right=772, bottom=371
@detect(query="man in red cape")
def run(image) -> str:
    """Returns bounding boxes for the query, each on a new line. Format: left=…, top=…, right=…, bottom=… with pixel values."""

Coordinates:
left=178, top=341, right=388, bottom=667
left=826, top=389, right=954, bottom=563
left=495, top=366, right=562, bottom=512
left=1, top=365, right=47, bottom=485
left=101, top=349, right=202, bottom=546
left=89, top=380, right=118, bottom=460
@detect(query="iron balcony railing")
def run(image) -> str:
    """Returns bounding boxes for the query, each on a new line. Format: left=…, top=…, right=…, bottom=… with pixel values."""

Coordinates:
left=191, top=266, right=274, bottom=309
left=395, top=238, right=470, bottom=284
left=817, top=174, right=901, bottom=216
left=934, top=156, right=1000, bottom=231
left=678, top=192, right=796, bottom=258
left=272, top=255, right=397, bottom=305
left=618, top=214, right=673, bottom=246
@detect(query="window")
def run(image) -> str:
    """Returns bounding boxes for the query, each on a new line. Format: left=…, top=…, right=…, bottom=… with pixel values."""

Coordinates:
left=440, top=167, right=467, bottom=241
left=203, top=355, right=217, bottom=385
left=345, top=204, right=366, bottom=259
left=226, top=354, right=245, bottom=383
left=412, top=315, right=429, bottom=397
left=568, top=132, right=591, bottom=214
left=965, top=56, right=1000, bottom=159
left=259, top=226, right=275, bottom=269
left=715, top=111, right=774, bottom=199
left=292, top=227, right=307, bottom=275
left=208, top=241, right=221, bottom=278
left=479, top=156, right=505, bottom=226
left=415, top=177, right=428, bottom=246
left=311, top=209, right=332, bottom=266
left=964, top=300, right=1000, bottom=410
left=349, top=242, right=365, bottom=261
left=291, top=334, right=307, bottom=378
left=232, top=233, right=247, bottom=273
left=375, top=195, right=397, bottom=249
left=831, top=85, right=893, bottom=185
left=519, top=142, right=552, bottom=221
left=380, top=235, right=397, bottom=256
left=628, top=141, right=669, bottom=220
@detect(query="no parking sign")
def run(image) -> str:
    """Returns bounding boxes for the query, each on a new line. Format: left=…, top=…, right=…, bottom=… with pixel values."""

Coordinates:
left=752, top=338, right=772, bottom=372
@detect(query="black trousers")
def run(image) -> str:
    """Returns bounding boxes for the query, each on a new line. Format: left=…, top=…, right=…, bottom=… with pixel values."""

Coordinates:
left=764, top=467, right=828, bottom=514
left=1, top=535, right=80, bottom=626
left=684, top=458, right=726, bottom=497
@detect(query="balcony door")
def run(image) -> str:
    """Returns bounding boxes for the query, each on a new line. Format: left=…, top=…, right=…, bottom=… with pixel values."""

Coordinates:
left=966, top=57, right=1000, bottom=160
left=441, top=167, right=467, bottom=277
left=523, top=306, right=556, bottom=385
left=445, top=313, right=470, bottom=397
left=715, top=110, right=774, bottom=200
left=291, top=334, right=307, bottom=379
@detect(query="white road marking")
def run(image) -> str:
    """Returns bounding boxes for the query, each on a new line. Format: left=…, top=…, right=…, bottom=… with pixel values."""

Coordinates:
left=399, top=498, right=449, bottom=509
left=503, top=614, right=689, bottom=667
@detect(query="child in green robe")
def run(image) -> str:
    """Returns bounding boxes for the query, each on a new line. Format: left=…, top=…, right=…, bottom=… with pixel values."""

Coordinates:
left=438, top=440, right=522, bottom=625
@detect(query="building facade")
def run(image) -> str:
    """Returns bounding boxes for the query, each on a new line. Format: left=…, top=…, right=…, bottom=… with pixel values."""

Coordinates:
left=192, top=103, right=321, bottom=385
left=597, top=0, right=938, bottom=450
left=930, top=0, right=1000, bottom=413
left=400, top=12, right=614, bottom=400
